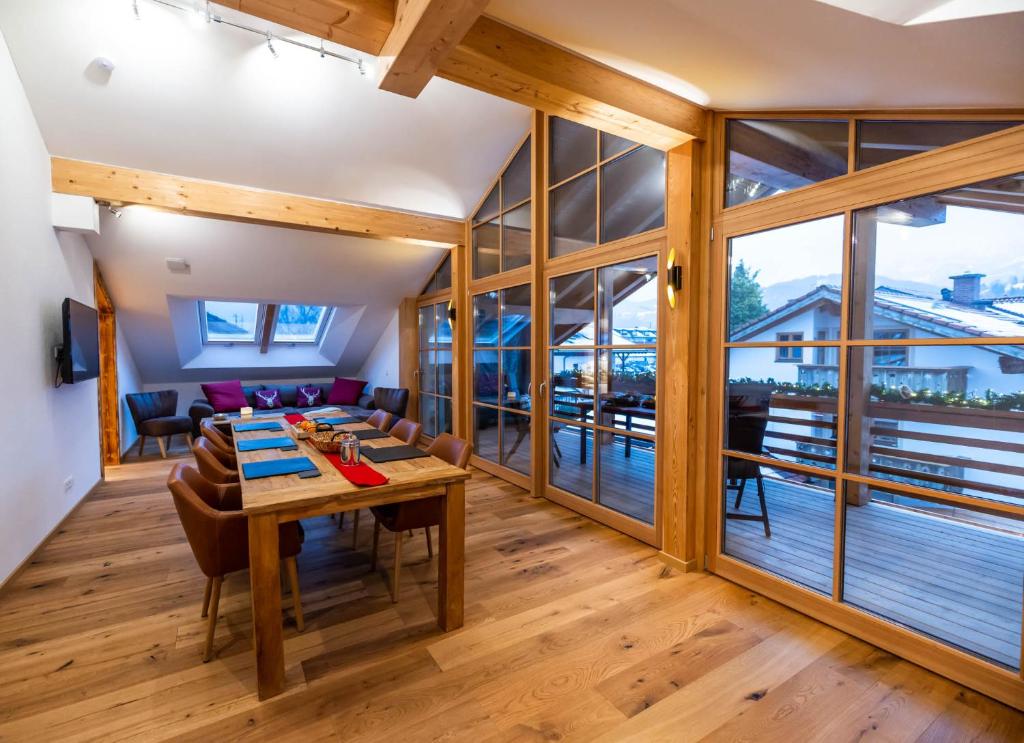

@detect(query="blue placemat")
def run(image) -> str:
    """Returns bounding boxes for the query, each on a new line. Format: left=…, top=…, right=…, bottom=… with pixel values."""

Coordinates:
left=234, top=421, right=284, bottom=433
left=316, top=416, right=360, bottom=426
left=237, top=437, right=299, bottom=452
left=242, top=457, right=318, bottom=480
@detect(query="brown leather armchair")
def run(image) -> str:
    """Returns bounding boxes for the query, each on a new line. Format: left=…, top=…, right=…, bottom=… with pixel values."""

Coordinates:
left=193, top=437, right=239, bottom=484
left=371, top=433, right=472, bottom=602
left=200, top=423, right=235, bottom=457
left=372, top=387, right=409, bottom=419
left=167, top=464, right=304, bottom=661
left=389, top=419, right=422, bottom=446
left=366, top=409, right=394, bottom=432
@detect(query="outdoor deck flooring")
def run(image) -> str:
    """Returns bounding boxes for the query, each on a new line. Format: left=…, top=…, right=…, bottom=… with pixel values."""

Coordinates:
left=725, top=477, right=1024, bottom=670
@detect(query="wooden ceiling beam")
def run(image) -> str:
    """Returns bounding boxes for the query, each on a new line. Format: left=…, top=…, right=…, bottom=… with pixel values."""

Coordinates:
left=438, top=17, right=706, bottom=149
left=377, top=0, right=490, bottom=97
left=51, top=158, right=464, bottom=246
left=216, top=0, right=394, bottom=55
left=218, top=2, right=707, bottom=149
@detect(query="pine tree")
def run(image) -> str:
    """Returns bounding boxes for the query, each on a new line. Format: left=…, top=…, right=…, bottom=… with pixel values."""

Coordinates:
left=729, top=260, right=769, bottom=336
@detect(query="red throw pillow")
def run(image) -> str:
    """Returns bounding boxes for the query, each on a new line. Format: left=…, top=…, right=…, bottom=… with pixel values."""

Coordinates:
left=201, top=380, right=249, bottom=413
left=296, top=385, right=323, bottom=408
left=327, top=377, right=365, bottom=406
left=254, top=388, right=283, bottom=410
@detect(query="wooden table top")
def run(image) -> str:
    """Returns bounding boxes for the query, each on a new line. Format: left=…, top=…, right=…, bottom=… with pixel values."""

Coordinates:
left=232, top=412, right=470, bottom=517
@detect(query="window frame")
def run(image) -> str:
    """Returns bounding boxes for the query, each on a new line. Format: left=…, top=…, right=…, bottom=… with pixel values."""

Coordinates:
left=774, top=332, right=805, bottom=362
left=198, top=300, right=265, bottom=346
left=270, top=304, right=332, bottom=346
left=198, top=300, right=331, bottom=348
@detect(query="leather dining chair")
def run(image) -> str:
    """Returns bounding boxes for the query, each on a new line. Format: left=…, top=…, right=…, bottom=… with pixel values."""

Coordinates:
left=192, top=437, right=239, bottom=485
left=389, top=419, right=422, bottom=446
left=366, top=409, right=393, bottom=432
left=167, top=464, right=304, bottom=662
left=370, top=433, right=472, bottom=603
left=200, top=423, right=235, bottom=457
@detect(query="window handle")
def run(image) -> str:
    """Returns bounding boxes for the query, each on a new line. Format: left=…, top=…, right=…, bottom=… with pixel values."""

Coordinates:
left=539, top=381, right=547, bottom=396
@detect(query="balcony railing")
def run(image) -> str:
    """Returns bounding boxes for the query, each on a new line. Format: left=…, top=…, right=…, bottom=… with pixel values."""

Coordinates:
left=797, top=364, right=970, bottom=394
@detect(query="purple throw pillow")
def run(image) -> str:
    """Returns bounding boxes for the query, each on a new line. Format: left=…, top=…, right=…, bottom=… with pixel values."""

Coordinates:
left=327, top=377, right=366, bottom=406
left=201, top=380, right=249, bottom=413
left=296, top=385, right=323, bottom=408
left=254, top=388, right=283, bottom=410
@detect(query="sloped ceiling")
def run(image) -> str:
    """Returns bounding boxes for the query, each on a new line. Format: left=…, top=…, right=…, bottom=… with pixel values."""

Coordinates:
left=487, top=0, right=1024, bottom=110
left=0, top=0, right=531, bottom=218
left=86, top=208, right=443, bottom=383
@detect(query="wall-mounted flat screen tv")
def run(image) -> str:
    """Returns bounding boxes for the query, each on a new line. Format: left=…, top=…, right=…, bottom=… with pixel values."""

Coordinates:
left=61, top=298, right=100, bottom=384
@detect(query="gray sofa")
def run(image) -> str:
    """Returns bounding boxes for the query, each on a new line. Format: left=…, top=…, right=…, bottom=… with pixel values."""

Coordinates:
left=187, top=382, right=373, bottom=437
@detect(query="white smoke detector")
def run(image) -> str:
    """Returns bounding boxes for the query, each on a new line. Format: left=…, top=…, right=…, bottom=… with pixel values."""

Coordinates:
left=166, top=258, right=191, bottom=275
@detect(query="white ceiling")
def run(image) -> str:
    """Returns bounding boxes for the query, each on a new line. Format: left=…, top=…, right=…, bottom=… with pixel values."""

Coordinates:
left=487, top=0, right=1024, bottom=110
left=0, top=0, right=531, bottom=219
left=85, top=207, right=443, bottom=383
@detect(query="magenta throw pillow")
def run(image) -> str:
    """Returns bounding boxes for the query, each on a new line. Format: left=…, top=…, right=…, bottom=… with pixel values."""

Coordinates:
left=327, top=377, right=365, bottom=406
left=296, top=385, right=323, bottom=408
left=254, top=388, right=282, bottom=410
left=201, top=380, right=248, bottom=413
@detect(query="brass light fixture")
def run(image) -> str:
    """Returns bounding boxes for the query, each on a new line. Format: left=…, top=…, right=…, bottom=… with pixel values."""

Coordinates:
left=666, top=249, right=683, bottom=308
left=447, top=299, right=456, bottom=328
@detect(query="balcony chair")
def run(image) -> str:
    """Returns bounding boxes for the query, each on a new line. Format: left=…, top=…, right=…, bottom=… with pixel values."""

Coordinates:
left=370, top=433, right=472, bottom=603
left=339, top=408, right=396, bottom=542
left=192, top=437, right=239, bottom=485
left=125, top=390, right=193, bottom=458
left=166, top=464, right=304, bottom=662
left=724, top=396, right=771, bottom=537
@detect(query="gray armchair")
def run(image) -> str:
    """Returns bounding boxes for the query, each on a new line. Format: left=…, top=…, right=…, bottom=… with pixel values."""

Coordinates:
left=126, top=390, right=193, bottom=458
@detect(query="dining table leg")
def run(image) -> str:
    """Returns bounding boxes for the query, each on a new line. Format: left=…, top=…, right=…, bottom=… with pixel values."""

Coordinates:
left=249, top=513, right=285, bottom=700
left=437, top=481, right=465, bottom=631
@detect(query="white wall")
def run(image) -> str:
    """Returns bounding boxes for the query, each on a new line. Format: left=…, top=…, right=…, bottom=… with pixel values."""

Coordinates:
left=0, top=29, right=101, bottom=583
left=357, top=309, right=401, bottom=393
left=116, top=323, right=143, bottom=454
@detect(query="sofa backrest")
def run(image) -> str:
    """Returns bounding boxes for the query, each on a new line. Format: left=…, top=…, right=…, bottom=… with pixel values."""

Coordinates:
left=200, top=382, right=336, bottom=409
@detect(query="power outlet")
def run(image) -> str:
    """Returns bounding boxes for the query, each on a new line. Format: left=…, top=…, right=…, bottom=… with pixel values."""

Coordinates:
left=63, top=476, right=74, bottom=492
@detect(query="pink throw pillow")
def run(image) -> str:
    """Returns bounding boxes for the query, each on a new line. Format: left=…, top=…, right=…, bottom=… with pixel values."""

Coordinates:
left=201, top=380, right=248, bottom=413
left=296, top=385, right=323, bottom=408
left=327, top=377, right=365, bottom=406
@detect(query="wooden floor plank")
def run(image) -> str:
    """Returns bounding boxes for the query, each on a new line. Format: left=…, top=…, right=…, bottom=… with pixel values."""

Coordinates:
left=0, top=454, right=1019, bottom=740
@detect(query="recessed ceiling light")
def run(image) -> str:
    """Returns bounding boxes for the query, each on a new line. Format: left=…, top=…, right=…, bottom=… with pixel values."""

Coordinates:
left=815, top=0, right=1024, bottom=25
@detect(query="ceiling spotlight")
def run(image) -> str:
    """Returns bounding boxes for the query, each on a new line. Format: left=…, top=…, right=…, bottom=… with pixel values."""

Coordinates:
left=266, top=31, right=278, bottom=58
left=108, top=206, right=123, bottom=219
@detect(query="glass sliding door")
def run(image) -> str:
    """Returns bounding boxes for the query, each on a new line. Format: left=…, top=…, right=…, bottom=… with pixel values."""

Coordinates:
left=417, top=300, right=453, bottom=439
left=472, top=285, right=532, bottom=475
left=546, top=255, right=659, bottom=534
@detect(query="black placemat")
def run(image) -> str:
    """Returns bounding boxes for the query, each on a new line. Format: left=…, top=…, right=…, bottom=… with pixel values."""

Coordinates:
left=361, top=444, right=431, bottom=463
left=353, top=429, right=390, bottom=441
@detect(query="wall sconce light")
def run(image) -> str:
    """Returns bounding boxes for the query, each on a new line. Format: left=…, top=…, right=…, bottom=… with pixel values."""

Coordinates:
left=666, top=249, right=683, bottom=308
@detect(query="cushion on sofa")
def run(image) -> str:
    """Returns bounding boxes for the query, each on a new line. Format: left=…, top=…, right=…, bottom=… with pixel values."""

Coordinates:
left=296, top=385, right=323, bottom=408
left=201, top=380, right=249, bottom=413
left=327, top=377, right=366, bottom=406
left=254, top=388, right=283, bottom=410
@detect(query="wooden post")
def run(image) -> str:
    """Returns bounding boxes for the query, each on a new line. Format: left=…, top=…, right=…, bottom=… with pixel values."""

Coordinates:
left=399, top=297, right=420, bottom=423
left=438, top=480, right=465, bottom=631
left=846, top=214, right=877, bottom=506
left=530, top=110, right=548, bottom=498
left=248, top=514, right=285, bottom=700
left=94, top=265, right=120, bottom=469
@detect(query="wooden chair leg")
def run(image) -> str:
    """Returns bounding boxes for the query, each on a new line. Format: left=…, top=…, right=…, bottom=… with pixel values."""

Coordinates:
left=284, top=557, right=304, bottom=632
left=425, top=527, right=433, bottom=559
left=201, top=577, right=213, bottom=618
left=156, top=436, right=168, bottom=459
left=137, top=435, right=146, bottom=457
left=390, top=531, right=402, bottom=603
left=185, top=432, right=194, bottom=448
left=337, top=510, right=346, bottom=529
left=351, top=509, right=360, bottom=548
left=371, top=517, right=381, bottom=571
left=202, top=576, right=222, bottom=662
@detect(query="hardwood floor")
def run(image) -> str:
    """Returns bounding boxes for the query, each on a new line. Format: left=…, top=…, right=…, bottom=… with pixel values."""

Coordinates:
left=0, top=455, right=1021, bottom=741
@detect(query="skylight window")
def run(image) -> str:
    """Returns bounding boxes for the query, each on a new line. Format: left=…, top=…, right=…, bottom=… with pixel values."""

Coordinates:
left=202, top=301, right=261, bottom=343
left=199, top=300, right=331, bottom=350
left=273, top=304, right=329, bottom=343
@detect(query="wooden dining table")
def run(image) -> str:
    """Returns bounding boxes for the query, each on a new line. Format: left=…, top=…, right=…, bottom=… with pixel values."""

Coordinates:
left=231, top=412, right=471, bottom=700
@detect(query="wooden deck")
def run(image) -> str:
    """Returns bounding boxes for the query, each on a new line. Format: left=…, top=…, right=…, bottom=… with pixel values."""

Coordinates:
left=725, top=477, right=1024, bottom=670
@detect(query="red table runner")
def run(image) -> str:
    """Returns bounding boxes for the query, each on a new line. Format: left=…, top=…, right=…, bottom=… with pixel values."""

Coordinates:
left=322, top=453, right=389, bottom=486
left=283, top=413, right=307, bottom=425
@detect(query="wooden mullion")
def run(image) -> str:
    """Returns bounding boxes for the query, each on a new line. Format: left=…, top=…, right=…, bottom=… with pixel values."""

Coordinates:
left=258, top=304, right=278, bottom=353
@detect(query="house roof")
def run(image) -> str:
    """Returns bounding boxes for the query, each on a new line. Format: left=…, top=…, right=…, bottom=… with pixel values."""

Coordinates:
left=732, top=284, right=1024, bottom=355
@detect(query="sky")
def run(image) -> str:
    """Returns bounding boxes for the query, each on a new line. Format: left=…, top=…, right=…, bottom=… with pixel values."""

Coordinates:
left=730, top=200, right=1024, bottom=293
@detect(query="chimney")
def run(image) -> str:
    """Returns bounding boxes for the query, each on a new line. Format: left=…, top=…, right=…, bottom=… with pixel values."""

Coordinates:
left=948, top=272, right=985, bottom=304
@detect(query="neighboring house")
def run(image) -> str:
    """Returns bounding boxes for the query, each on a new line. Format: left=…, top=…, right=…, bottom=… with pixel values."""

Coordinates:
left=729, top=273, right=1024, bottom=505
